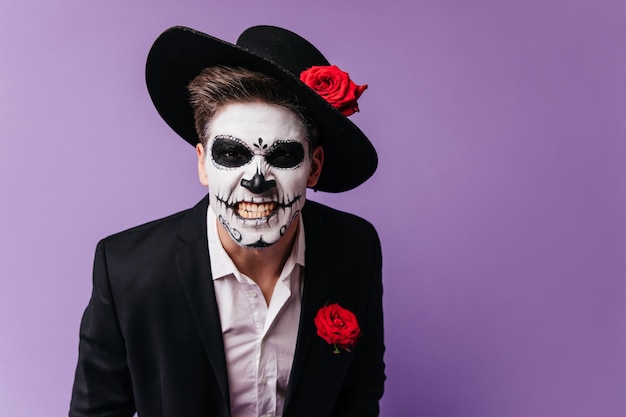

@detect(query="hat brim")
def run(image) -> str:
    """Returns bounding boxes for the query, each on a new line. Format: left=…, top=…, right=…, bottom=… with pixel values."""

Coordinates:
left=146, top=26, right=377, bottom=192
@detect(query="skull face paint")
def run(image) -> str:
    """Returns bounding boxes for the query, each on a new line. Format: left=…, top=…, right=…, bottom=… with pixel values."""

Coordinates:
left=199, top=102, right=313, bottom=248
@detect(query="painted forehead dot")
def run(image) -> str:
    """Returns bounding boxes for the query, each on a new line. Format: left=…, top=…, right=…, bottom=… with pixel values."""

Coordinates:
left=253, top=138, right=268, bottom=149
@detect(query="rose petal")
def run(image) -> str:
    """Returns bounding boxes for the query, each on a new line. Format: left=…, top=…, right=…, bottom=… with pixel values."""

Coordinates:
left=300, top=66, right=367, bottom=117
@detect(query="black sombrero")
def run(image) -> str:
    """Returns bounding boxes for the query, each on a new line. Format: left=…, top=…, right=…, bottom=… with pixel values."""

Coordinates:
left=146, top=25, right=377, bottom=192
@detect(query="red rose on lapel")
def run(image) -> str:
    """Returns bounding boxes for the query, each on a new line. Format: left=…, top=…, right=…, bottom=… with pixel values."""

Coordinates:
left=300, top=65, right=368, bottom=117
left=314, top=303, right=361, bottom=353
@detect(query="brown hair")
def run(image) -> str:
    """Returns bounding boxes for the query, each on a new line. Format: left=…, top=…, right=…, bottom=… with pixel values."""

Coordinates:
left=187, top=66, right=317, bottom=149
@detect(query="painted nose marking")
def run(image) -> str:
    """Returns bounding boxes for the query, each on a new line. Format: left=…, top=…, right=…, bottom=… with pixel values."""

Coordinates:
left=240, top=172, right=276, bottom=193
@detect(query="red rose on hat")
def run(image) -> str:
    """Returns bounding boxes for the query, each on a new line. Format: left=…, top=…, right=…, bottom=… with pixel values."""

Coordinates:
left=300, top=65, right=367, bottom=117
left=314, top=303, right=362, bottom=353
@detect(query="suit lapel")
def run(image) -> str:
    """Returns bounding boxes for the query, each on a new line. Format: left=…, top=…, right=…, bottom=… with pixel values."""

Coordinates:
left=172, top=197, right=330, bottom=412
left=173, top=196, right=230, bottom=412
left=285, top=203, right=329, bottom=406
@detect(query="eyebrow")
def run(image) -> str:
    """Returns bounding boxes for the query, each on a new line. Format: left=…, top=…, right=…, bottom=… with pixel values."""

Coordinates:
left=212, top=134, right=302, bottom=147
left=212, top=134, right=250, bottom=147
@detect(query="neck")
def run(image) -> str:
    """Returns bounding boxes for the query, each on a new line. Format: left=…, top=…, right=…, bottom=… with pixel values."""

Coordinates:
left=217, top=216, right=299, bottom=304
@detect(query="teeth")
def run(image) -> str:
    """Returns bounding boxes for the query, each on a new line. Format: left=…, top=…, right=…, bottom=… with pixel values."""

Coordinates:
left=236, top=202, right=277, bottom=219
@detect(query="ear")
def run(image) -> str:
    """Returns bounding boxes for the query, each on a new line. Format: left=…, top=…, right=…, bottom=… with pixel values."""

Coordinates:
left=307, top=146, right=324, bottom=187
left=196, top=143, right=209, bottom=187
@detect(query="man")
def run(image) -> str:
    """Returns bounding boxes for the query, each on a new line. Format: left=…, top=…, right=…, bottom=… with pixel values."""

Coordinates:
left=70, top=25, right=384, bottom=417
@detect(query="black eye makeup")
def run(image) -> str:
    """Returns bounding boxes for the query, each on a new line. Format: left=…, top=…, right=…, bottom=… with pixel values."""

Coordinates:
left=211, top=136, right=253, bottom=168
left=265, top=141, right=305, bottom=169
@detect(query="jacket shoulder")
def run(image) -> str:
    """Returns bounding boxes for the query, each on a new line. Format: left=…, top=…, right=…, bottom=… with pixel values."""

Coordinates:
left=101, top=207, right=190, bottom=248
left=100, top=195, right=208, bottom=249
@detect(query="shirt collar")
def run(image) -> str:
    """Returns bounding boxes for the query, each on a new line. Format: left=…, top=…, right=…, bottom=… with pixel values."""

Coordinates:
left=206, top=207, right=306, bottom=281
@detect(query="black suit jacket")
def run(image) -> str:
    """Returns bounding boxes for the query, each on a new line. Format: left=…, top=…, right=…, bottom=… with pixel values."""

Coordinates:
left=70, top=196, right=385, bottom=417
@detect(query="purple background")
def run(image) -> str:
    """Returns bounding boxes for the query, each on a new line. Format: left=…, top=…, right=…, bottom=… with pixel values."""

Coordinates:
left=1, top=0, right=625, bottom=416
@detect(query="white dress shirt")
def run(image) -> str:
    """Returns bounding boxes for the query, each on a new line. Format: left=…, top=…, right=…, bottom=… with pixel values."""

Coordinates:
left=207, top=208, right=304, bottom=417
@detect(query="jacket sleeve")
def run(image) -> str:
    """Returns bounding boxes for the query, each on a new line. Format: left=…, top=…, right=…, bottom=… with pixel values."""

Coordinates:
left=69, top=240, right=136, bottom=417
left=333, top=226, right=386, bottom=417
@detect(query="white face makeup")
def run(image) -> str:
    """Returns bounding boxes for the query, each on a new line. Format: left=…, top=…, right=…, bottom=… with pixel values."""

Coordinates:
left=200, top=102, right=312, bottom=248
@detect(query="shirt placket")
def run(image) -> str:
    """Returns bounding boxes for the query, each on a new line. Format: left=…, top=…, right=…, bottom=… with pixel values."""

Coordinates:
left=259, top=278, right=291, bottom=417
left=243, top=280, right=280, bottom=417
left=257, top=342, right=277, bottom=417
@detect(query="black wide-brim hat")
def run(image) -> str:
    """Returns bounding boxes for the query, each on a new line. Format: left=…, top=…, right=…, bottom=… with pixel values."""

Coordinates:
left=146, top=25, right=377, bottom=193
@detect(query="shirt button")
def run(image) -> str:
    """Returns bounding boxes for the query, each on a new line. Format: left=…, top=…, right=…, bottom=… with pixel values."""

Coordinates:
left=246, top=290, right=257, bottom=298
left=260, top=377, right=268, bottom=385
